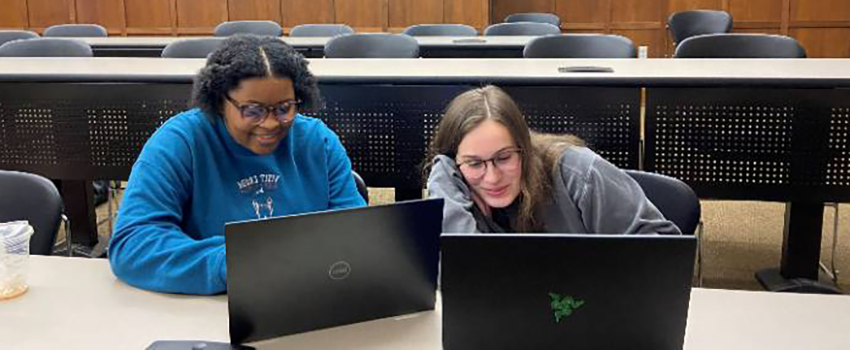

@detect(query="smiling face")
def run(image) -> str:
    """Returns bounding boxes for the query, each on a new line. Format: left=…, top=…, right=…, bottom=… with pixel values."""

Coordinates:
left=222, top=77, right=296, bottom=155
left=456, top=119, right=523, bottom=208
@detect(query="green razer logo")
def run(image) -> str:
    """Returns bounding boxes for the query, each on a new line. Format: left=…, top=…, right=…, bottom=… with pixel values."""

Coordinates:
left=549, top=293, right=585, bottom=323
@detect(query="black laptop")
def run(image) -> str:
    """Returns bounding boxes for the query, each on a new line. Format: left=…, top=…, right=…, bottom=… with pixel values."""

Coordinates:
left=441, top=233, right=697, bottom=350
left=225, top=198, right=444, bottom=344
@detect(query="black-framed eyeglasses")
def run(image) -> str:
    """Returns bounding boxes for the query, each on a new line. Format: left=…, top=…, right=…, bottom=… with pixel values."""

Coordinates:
left=225, top=95, right=302, bottom=125
left=456, top=148, right=523, bottom=180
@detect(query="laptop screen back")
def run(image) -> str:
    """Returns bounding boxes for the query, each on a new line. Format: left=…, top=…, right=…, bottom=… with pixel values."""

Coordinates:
left=226, top=198, right=443, bottom=344
left=440, top=233, right=696, bottom=350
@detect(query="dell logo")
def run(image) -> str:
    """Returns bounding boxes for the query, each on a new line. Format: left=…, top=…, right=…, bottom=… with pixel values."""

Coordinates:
left=328, top=261, right=352, bottom=280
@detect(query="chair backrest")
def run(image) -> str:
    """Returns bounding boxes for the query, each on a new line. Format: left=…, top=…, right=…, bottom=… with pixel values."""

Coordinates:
left=161, top=38, right=225, bottom=58
left=624, top=170, right=700, bottom=236
left=352, top=171, right=369, bottom=204
left=667, top=10, right=732, bottom=45
left=402, top=24, right=478, bottom=37
left=483, top=22, right=561, bottom=36
left=213, top=21, right=283, bottom=37
left=0, top=170, right=64, bottom=255
left=674, top=33, right=806, bottom=58
left=0, top=30, right=39, bottom=47
left=0, top=38, right=93, bottom=57
left=504, top=12, right=561, bottom=27
left=324, top=33, right=419, bottom=58
left=289, top=24, right=355, bottom=37
left=523, top=34, right=636, bottom=58
left=43, top=24, right=108, bottom=37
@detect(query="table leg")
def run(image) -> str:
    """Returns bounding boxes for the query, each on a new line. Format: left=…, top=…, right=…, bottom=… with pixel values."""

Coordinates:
left=58, top=180, right=99, bottom=247
left=395, top=187, right=423, bottom=202
left=755, top=201, right=842, bottom=294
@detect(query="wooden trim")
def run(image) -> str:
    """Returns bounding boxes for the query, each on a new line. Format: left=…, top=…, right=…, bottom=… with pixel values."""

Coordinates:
left=721, top=0, right=730, bottom=12
left=382, top=0, right=389, bottom=32
left=734, top=21, right=783, bottom=29
left=176, top=27, right=215, bottom=35
left=789, top=21, right=850, bottom=28
left=562, top=23, right=607, bottom=31
left=70, top=0, right=78, bottom=23
left=169, top=0, right=178, bottom=36
left=280, top=0, right=287, bottom=27
left=781, top=0, right=791, bottom=35
left=662, top=0, right=670, bottom=57
left=119, top=0, right=128, bottom=36
left=604, top=0, right=612, bottom=34
left=608, top=22, right=663, bottom=30
left=126, top=27, right=176, bottom=35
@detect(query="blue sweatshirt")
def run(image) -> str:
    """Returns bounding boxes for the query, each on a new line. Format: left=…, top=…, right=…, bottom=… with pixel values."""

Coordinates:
left=109, top=108, right=366, bottom=295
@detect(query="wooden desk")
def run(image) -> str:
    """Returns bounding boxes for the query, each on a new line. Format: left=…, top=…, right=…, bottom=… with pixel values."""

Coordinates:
left=1, top=256, right=848, bottom=349
left=1, top=58, right=849, bottom=291
left=72, top=36, right=536, bottom=58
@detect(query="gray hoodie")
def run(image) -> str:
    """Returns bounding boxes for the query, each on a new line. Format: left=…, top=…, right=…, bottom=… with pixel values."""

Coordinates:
left=427, top=146, right=681, bottom=235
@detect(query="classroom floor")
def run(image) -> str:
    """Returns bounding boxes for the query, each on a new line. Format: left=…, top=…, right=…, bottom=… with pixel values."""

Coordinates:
left=80, top=188, right=850, bottom=292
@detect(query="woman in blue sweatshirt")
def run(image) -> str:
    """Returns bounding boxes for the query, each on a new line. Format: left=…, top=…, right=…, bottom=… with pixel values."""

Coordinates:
left=109, top=35, right=366, bottom=295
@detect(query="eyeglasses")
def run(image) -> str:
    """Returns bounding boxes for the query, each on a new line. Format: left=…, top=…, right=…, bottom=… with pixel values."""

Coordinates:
left=225, top=95, right=301, bottom=125
left=456, top=148, right=523, bottom=180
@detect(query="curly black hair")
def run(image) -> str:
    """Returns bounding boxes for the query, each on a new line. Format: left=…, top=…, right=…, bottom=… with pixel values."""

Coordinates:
left=192, top=34, right=321, bottom=120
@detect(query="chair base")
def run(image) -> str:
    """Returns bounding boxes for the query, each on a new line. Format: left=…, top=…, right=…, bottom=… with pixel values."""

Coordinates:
left=755, top=268, right=842, bottom=294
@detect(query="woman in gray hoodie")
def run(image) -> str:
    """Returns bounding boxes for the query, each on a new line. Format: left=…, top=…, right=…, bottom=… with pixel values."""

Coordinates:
left=424, top=85, right=680, bottom=235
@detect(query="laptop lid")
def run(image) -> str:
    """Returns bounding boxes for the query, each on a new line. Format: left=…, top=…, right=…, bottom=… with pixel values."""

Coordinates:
left=440, top=233, right=697, bottom=350
left=225, top=198, right=444, bottom=344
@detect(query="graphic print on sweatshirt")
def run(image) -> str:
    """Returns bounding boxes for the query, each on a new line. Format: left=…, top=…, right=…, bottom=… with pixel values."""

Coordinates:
left=237, top=173, right=281, bottom=219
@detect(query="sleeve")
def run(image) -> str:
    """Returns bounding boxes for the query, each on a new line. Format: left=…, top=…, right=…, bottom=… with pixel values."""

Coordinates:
left=572, top=153, right=682, bottom=235
left=426, top=155, right=480, bottom=234
left=108, top=128, right=228, bottom=295
left=323, top=125, right=367, bottom=209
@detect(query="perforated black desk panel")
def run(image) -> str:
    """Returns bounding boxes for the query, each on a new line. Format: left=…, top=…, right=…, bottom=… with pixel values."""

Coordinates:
left=645, top=87, right=850, bottom=288
left=0, top=81, right=639, bottom=246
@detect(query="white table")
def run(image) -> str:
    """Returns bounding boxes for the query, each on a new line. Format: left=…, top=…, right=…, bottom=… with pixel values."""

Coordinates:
left=2, top=58, right=850, bottom=87
left=1, top=256, right=848, bottom=349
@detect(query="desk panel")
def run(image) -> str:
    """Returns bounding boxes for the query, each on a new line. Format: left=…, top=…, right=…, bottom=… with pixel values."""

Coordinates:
left=645, top=87, right=850, bottom=286
left=0, top=81, right=639, bottom=242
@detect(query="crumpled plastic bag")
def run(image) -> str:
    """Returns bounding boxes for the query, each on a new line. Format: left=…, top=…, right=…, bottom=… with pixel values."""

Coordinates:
left=0, top=220, right=34, bottom=299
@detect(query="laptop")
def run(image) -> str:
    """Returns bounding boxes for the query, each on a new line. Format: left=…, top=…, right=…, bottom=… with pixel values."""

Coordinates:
left=225, top=198, right=444, bottom=344
left=441, top=233, right=697, bottom=350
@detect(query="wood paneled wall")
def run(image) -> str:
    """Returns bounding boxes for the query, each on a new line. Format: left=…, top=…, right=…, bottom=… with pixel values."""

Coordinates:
left=1, top=0, right=848, bottom=57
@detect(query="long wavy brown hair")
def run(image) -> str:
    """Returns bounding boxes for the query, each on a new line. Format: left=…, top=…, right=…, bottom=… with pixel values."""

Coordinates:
left=423, top=85, right=583, bottom=232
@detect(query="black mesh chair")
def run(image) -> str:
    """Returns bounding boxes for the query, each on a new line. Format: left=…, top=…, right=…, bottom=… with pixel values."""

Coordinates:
left=324, top=33, right=419, bottom=58
left=352, top=171, right=369, bottom=204
left=674, top=33, right=806, bottom=58
left=289, top=24, right=355, bottom=37
left=483, top=22, right=561, bottom=36
left=402, top=24, right=478, bottom=37
left=161, top=38, right=225, bottom=58
left=523, top=34, right=636, bottom=58
left=0, top=170, right=70, bottom=256
left=0, top=38, right=93, bottom=57
left=43, top=24, right=108, bottom=37
left=624, top=170, right=703, bottom=285
left=0, top=30, right=39, bottom=47
left=667, top=10, right=732, bottom=45
left=504, top=12, right=560, bottom=27
left=213, top=21, right=283, bottom=37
